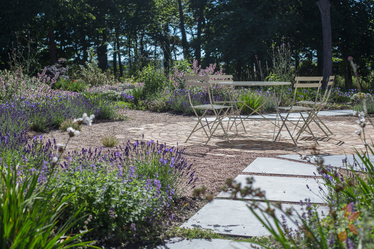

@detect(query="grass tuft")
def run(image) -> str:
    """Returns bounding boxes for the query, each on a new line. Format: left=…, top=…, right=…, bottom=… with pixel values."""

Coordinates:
left=100, top=135, right=119, bottom=147
left=59, top=118, right=82, bottom=131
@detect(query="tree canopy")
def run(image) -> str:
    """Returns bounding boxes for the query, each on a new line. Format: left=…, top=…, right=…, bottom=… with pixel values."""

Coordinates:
left=0, top=0, right=373, bottom=87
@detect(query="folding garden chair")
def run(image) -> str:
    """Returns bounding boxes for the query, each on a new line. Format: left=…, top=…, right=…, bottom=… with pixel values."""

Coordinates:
left=294, top=76, right=335, bottom=141
left=274, top=76, right=323, bottom=146
left=184, top=75, right=232, bottom=145
left=206, top=75, right=246, bottom=134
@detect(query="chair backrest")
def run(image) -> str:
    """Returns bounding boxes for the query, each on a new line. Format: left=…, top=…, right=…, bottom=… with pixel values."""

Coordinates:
left=184, top=75, right=210, bottom=87
left=206, top=75, right=234, bottom=103
left=183, top=75, right=214, bottom=112
left=207, top=75, right=234, bottom=84
left=320, top=76, right=335, bottom=106
left=291, top=76, right=323, bottom=106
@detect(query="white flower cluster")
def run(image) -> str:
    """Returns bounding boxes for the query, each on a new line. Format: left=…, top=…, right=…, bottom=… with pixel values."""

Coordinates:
left=353, top=111, right=366, bottom=135
left=67, top=127, right=80, bottom=137
left=299, top=154, right=323, bottom=164
left=73, top=113, right=95, bottom=126
left=56, top=143, right=66, bottom=153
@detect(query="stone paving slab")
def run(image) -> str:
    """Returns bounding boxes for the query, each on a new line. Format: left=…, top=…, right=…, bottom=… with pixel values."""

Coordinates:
left=125, top=118, right=371, bottom=155
left=181, top=199, right=328, bottom=237
left=278, top=154, right=373, bottom=171
left=243, top=157, right=320, bottom=176
left=217, top=175, right=326, bottom=203
left=155, top=238, right=262, bottom=249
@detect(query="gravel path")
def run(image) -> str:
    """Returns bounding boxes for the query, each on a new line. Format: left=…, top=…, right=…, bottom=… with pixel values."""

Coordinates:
left=33, top=109, right=283, bottom=198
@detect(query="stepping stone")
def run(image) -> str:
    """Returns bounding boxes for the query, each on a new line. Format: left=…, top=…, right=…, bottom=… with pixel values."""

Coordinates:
left=155, top=238, right=262, bottom=249
left=181, top=199, right=329, bottom=237
left=217, top=175, right=326, bottom=204
left=243, top=157, right=319, bottom=176
left=278, top=154, right=372, bottom=171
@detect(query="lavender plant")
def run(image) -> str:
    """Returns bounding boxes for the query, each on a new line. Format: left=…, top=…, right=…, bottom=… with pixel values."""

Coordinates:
left=63, top=140, right=196, bottom=197
left=0, top=95, right=115, bottom=154
left=53, top=139, right=195, bottom=243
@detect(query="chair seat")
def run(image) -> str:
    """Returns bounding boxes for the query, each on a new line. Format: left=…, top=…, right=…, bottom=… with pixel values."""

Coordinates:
left=278, top=105, right=314, bottom=111
left=297, top=100, right=322, bottom=106
left=193, top=104, right=230, bottom=109
left=214, top=101, right=237, bottom=104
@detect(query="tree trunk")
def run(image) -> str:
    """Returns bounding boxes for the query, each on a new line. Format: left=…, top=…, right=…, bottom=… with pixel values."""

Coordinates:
left=97, top=43, right=107, bottom=71
left=134, top=31, right=138, bottom=69
left=128, top=36, right=132, bottom=70
left=116, top=29, right=123, bottom=78
left=317, top=0, right=332, bottom=88
left=97, top=31, right=108, bottom=71
left=345, top=58, right=352, bottom=89
left=236, top=60, right=242, bottom=81
left=140, top=28, right=145, bottom=67
left=48, top=27, right=57, bottom=65
left=338, top=42, right=352, bottom=89
left=113, top=40, right=117, bottom=78
left=196, top=7, right=203, bottom=63
left=82, top=35, right=88, bottom=64
left=317, top=48, right=323, bottom=76
left=163, top=24, right=171, bottom=75
left=178, top=0, right=188, bottom=59
left=118, top=50, right=123, bottom=78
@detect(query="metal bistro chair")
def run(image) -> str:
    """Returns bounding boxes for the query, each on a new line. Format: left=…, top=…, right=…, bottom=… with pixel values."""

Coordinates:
left=274, top=76, right=323, bottom=146
left=206, top=75, right=246, bottom=134
left=294, top=76, right=335, bottom=141
left=184, top=75, right=232, bottom=145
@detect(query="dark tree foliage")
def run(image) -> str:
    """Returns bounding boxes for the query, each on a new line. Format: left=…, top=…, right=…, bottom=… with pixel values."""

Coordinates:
left=0, top=0, right=373, bottom=87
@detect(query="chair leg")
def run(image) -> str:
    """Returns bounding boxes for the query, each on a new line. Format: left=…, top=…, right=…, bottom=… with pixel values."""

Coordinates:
left=295, top=110, right=332, bottom=141
left=315, top=115, right=333, bottom=135
left=185, top=110, right=211, bottom=143
left=298, top=112, right=319, bottom=145
left=204, top=113, right=231, bottom=145
left=274, top=112, right=297, bottom=146
left=295, top=110, right=314, bottom=141
left=228, top=104, right=245, bottom=133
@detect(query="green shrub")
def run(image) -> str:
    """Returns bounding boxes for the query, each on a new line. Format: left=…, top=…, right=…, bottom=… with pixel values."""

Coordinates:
left=237, top=91, right=265, bottom=114
left=76, top=48, right=118, bottom=86
left=99, top=90, right=123, bottom=101
left=146, top=98, right=169, bottom=112
left=85, top=95, right=117, bottom=120
left=52, top=78, right=88, bottom=92
left=114, top=101, right=127, bottom=108
left=130, top=87, right=144, bottom=106
left=139, top=65, right=167, bottom=98
left=98, top=104, right=116, bottom=119
left=29, top=115, right=51, bottom=132
left=145, top=90, right=171, bottom=112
